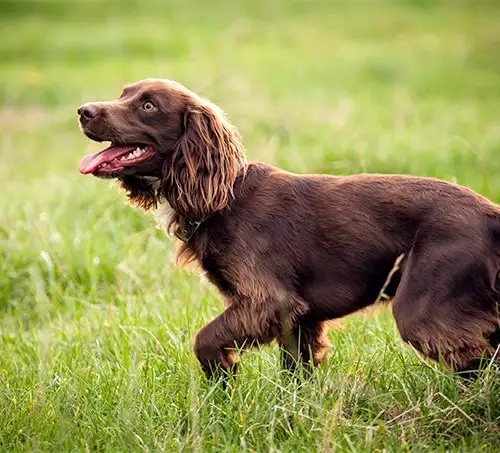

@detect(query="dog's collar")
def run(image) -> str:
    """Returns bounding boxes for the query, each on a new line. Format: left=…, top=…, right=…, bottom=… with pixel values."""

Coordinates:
left=174, top=217, right=202, bottom=243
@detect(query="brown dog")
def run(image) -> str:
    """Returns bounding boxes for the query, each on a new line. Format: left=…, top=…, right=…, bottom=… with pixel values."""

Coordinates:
left=78, top=78, right=500, bottom=377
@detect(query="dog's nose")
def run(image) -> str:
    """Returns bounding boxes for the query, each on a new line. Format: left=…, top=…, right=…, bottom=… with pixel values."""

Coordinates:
left=77, top=103, right=99, bottom=119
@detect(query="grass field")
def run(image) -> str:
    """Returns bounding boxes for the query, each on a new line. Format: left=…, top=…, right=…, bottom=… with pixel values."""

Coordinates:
left=1, top=0, right=500, bottom=451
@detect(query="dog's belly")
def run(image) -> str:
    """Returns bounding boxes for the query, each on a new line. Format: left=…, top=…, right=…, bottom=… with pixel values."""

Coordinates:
left=297, top=255, right=402, bottom=321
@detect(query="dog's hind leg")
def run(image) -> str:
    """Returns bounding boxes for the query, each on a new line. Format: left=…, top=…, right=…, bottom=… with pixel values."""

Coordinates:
left=490, top=327, right=500, bottom=351
left=279, top=317, right=329, bottom=373
left=392, top=235, right=500, bottom=373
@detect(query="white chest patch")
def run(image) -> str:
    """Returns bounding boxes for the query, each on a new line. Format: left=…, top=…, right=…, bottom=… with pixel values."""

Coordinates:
left=152, top=199, right=174, bottom=233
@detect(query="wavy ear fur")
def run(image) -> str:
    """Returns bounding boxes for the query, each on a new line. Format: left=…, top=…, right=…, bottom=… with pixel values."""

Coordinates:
left=161, top=100, right=246, bottom=224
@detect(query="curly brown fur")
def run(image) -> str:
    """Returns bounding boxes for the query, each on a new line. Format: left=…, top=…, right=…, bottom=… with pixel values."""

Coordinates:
left=78, top=78, right=500, bottom=379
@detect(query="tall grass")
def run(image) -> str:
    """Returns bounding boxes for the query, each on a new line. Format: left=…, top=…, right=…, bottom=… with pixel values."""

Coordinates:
left=1, top=1, right=499, bottom=451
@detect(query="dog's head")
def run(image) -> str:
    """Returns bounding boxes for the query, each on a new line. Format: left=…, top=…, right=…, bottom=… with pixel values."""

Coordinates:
left=78, top=78, right=246, bottom=218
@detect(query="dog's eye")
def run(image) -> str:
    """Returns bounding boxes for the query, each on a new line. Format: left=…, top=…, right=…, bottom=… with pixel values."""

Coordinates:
left=142, top=101, right=155, bottom=112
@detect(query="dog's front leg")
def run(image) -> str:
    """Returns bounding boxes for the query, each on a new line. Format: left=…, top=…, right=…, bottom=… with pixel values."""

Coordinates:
left=193, top=303, right=279, bottom=380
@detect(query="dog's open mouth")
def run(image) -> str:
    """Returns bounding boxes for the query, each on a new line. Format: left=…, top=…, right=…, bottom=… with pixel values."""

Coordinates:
left=79, top=144, right=154, bottom=177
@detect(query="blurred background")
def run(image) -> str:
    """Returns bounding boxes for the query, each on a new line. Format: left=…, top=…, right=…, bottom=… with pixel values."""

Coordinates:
left=1, top=1, right=499, bottom=451
left=2, top=0, right=500, bottom=182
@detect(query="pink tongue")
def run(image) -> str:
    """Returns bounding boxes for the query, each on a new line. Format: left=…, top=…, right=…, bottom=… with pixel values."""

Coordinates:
left=79, top=145, right=136, bottom=174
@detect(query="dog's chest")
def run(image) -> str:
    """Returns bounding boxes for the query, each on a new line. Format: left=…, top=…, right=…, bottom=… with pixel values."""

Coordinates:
left=201, top=253, right=236, bottom=296
left=152, top=199, right=174, bottom=232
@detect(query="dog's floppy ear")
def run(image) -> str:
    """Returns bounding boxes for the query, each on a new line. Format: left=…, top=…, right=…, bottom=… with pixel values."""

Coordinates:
left=161, top=101, right=246, bottom=221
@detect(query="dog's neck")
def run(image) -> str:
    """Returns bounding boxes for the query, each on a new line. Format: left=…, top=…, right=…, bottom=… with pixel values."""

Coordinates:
left=151, top=197, right=203, bottom=243
left=151, top=166, right=246, bottom=242
left=139, top=164, right=246, bottom=243
left=141, top=176, right=204, bottom=243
